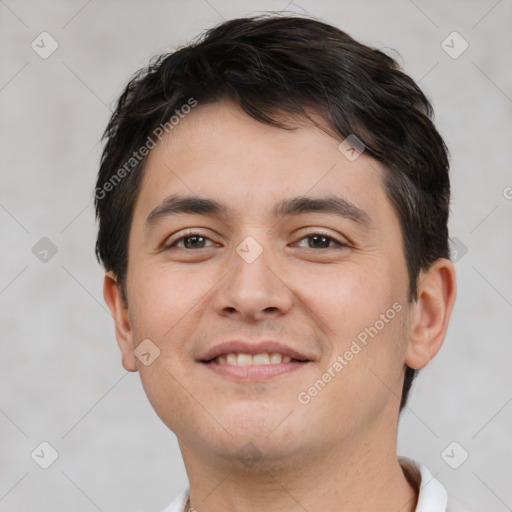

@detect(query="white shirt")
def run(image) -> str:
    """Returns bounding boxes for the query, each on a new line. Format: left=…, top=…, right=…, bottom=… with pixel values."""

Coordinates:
left=162, top=461, right=469, bottom=512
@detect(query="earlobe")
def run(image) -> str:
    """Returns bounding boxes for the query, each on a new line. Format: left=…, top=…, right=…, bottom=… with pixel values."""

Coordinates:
left=103, top=272, right=138, bottom=372
left=405, top=258, right=457, bottom=370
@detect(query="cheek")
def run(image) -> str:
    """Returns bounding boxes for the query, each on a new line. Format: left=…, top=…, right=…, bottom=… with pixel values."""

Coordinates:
left=126, top=263, right=210, bottom=432
left=301, top=315, right=407, bottom=438
left=297, top=263, right=407, bottom=392
left=295, top=261, right=395, bottom=340
left=127, top=261, right=215, bottom=340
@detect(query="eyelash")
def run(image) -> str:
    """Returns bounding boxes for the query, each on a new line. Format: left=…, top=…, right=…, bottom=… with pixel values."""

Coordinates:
left=166, top=230, right=349, bottom=250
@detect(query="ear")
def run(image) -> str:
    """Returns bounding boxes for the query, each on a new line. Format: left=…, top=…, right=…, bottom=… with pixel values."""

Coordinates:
left=103, top=272, right=137, bottom=372
left=405, top=258, right=457, bottom=369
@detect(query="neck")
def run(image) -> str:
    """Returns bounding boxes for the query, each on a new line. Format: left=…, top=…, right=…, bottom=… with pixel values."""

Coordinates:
left=179, top=427, right=417, bottom=512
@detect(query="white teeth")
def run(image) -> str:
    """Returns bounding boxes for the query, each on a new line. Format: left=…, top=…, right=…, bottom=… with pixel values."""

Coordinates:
left=237, top=353, right=253, bottom=366
left=253, top=353, right=270, bottom=365
left=214, top=352, right=297, bottom=366
left=270, top=352, right=282, bottom=363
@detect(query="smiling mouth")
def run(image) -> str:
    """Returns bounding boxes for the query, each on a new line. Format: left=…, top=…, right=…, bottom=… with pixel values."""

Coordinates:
left=203, top=352, right=310, bottom=366
left=201, top=351, right=311, bottom=379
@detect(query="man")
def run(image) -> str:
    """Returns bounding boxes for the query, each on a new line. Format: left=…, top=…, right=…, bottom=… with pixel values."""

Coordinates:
left=95, top=14, right=465, bottom=511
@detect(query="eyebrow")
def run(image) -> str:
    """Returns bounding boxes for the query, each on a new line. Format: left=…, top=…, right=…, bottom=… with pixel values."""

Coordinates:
left=145, top=194, right=373, bottom=230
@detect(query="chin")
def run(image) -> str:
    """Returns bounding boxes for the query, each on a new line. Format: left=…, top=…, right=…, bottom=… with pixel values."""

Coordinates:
left=217, top=435, right=302, bottom=472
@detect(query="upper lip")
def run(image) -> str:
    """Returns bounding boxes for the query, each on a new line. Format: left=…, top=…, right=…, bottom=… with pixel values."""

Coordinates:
left=198, top=340, right=313, bottom=362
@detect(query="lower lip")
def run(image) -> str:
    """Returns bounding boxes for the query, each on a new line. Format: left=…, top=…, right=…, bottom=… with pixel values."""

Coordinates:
left=201, top=361, right=309, bottom=380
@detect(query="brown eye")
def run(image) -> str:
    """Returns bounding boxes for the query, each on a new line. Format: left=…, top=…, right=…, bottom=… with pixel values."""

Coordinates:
left=296, top=231, right=348, bottom=249
left=167, top=232, right=214, bottom=249
left=307, top=234, right=333, bottom=249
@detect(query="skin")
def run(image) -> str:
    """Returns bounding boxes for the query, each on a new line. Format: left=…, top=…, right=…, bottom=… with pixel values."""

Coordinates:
left=104, top=98, right=457, bottom=512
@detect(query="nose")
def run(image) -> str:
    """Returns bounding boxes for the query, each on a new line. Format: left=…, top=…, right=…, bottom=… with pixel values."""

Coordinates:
left=212, top=237, right=294, bottom=322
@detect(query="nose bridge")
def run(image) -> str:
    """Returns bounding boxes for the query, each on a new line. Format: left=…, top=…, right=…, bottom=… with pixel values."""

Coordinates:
left=215, top=232, right=293, bottom=318
left=231, top=233, right=276, bottom=294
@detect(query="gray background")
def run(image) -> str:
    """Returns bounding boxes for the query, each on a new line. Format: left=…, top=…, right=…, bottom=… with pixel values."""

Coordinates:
left=1, top=0, right=511, bottom=510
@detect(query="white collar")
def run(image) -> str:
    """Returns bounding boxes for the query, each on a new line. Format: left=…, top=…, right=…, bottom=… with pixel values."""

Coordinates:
left=162, top=460, right=448, bottom=512
left=415, top=463, right=448, bottom=511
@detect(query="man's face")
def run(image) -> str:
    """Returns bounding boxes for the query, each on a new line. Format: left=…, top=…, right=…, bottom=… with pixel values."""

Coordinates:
left=119, top=99, right=413, bottom=464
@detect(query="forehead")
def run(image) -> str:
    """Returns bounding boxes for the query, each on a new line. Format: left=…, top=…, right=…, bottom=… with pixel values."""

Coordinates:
left=133, top=99, right=389, bottom=226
